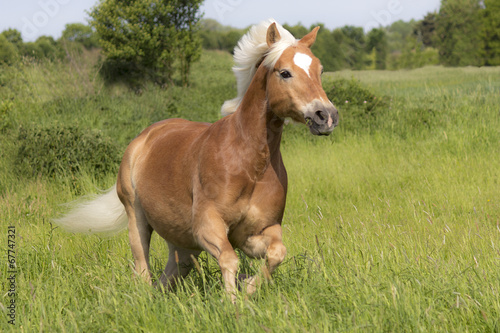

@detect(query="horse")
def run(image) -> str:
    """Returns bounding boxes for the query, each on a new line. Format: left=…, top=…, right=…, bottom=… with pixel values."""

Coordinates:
left=55, top=20, right=338, bottom=301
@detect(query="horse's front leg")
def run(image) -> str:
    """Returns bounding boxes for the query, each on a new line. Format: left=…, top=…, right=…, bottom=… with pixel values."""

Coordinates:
left=194, top=206, right=239, bottom=302
left=240, top=223, right=287, bottom=295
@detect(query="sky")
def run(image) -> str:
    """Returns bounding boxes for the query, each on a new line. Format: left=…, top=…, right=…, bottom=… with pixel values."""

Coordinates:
left=0, top=0, right=441, bottom=42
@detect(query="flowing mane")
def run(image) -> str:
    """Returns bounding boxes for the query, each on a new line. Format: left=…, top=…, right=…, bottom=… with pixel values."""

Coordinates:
left=221, top=19, right=297, bottom=116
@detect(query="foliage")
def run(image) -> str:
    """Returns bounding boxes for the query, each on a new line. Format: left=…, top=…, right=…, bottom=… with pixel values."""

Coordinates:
left=0, top=34, right=19, bottom=65
left=1, top=29, right=23, bottom=50
left=366, top=28, right=388, bottom=70
left=386, top=19, right=417, bottom=53
left=21, top=36, right=65, bottom=61
left=0, top=100, right=13, bottom=132
left=15, top=125, right=121, bottom=180
left=61, top=23, right=99, bottom=50
left=0, top=26, right=97, bottom=63
left=435, top=0, right=484, bottom=66
left=389, top=36, right=439, bottom=69
left=326, top=77, right=389, bottom=132
left=89, top=0, right=203, bottom=87
left=481, top=0, right=500, bottom=65
left=199, top=19, right=244, bottom=53
left=414, top=13, right=437, bottom=47
left=327, top=77, right=387, bottom=112
left=338, top=26, right=366, bottom=70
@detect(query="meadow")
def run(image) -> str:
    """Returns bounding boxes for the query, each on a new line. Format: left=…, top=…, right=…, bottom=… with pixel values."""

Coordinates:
left=0, top=49, right=499, bottom=332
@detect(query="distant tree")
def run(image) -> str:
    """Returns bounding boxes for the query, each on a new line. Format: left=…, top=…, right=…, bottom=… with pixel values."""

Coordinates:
left=199, top=19, right=244, bottom=52
left=220, top=30, right=243, bottom=51
left=481, top=0, right=500, bottom=65
left=90, top=0, right=203, bottom=86
left=1, top=29, right=23, bottom=50
left=414, top=13, right=437, bottom=47
left=339, top=26, right=366, bottom=69
left=200, top=18, right=225, bottom=32
left=311, top=24, right=344, bottom=71
left=61, top=23, right=99, bottom=49
left=283, top=23, right=308, bottom=39
left=21, top=36, right=64, bottom=61
left=395, top=34, right=439, bottom=69
left=366, top=28, right=388, bottom=69
left=435, top=0, right=484, bottom=66
left=0, top=34, right=19, bottom=65
left=387, top=20, right=416, bottom=53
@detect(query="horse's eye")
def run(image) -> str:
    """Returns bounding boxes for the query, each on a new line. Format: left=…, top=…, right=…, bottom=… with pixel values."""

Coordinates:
left=280, top=70, right=292, bottom=79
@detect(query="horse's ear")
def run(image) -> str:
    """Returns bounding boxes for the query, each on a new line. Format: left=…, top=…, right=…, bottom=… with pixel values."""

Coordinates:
left=299, top=26, right=320, bottom=48
left=267, top=23, right=281, bottom=47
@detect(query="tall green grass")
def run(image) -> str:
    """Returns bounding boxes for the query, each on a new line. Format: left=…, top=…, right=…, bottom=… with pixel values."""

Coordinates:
left=0, top=51, right=499, bottom=331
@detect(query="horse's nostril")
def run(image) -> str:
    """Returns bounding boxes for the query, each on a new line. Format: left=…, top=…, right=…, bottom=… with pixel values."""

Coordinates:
left=315, top=110, right=327, bottom=123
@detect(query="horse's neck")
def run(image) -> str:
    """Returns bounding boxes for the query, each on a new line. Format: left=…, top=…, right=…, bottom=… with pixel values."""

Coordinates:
left=233, top=65, right=284, bottom=160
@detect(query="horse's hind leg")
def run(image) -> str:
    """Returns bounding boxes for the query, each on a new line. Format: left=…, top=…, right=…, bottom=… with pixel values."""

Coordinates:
left=157, top=243, right=201, bottom=289
left=127, top=203, right=153, bottom=283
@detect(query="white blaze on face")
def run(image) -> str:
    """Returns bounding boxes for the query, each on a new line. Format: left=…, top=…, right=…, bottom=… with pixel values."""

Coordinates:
left=293, top=53, right=313, bottom=77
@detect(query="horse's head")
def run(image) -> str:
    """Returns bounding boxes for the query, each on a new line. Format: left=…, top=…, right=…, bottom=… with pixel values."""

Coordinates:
left=265, top=23, right=338, bottom=136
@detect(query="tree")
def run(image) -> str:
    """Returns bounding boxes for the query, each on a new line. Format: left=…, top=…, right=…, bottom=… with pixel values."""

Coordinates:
left=199, top=19, right=244, bottom=53
left=481, top=0, right=500, bottom=65
left=0, top=34, right=19, bottom=65
left=1, top=29, right=23, bottom=50
left=366, top=28, right=388, bottom=69
left=61, top=23, right=99, bottom=49
left=414, top=13, right=437, bottom=48
left=282, top=23, right=308, bottom=39
left=387, top=20, right=416, bottom=53
left=339, top=26, right=366, bottom=70
left=89, top=0, right=203, bottom=86
left=21, top=36, right=64, bottom=61
left=311, top=24, right=344, bottom=71
left=435, top=0, right=484, bottom=66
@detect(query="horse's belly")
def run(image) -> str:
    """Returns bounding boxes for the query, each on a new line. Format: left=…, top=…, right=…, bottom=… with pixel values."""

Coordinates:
left=132, top=119, right=207, bottom=250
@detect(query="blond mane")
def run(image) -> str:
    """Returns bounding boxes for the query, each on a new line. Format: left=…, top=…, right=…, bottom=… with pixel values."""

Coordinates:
left=221, top=19, right=297, bottom=116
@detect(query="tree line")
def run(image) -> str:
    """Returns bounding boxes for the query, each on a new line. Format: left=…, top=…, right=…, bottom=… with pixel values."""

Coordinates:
left=0, top=0, right=498, bottom=87
left=202, top=0, right=500, bottom=70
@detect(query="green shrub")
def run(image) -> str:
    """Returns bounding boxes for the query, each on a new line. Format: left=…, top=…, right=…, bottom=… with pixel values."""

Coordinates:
left=327, top=78, right=386, bottom=112
left=0, top=100, right=13, bottom=132
left=0, top=34, right=19, bottom=65
left=326, top=78, right=390, bottom=132
left=16, top=125, right=121, bottom=179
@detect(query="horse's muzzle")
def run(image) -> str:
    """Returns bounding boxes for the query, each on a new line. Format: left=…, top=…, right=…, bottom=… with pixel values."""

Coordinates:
left=305, top=105, right=339, bottom=136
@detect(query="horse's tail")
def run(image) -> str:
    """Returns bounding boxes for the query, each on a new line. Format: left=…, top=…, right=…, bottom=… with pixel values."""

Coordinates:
left=53, top=184, right=128, bottom=235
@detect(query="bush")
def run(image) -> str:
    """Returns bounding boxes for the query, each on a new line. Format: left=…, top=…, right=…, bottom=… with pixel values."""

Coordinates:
left=327, top=78, right=388, bottom=113
left=61, top=23, right=99, bottom=50
left=22, top=36, right=65, bottom=61
left=0, top=34, right=19, bottom=65
left=326, top=78, right=390, bottom=132
left=0, top=100, right=13, bottom=133
left=16, top=125, right=121, bottom=179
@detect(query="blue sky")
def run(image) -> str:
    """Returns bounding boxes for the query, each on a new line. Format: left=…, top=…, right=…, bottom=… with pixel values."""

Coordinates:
left=0, top=0, right=441, bottom=42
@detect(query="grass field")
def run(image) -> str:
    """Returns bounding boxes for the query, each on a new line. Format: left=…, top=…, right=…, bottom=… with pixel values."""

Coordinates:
left=0, top=50, right=499, bottom=332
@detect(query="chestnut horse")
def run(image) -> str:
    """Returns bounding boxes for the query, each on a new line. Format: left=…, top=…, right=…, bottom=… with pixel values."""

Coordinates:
left=55, top=20, right=338, bottom=300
